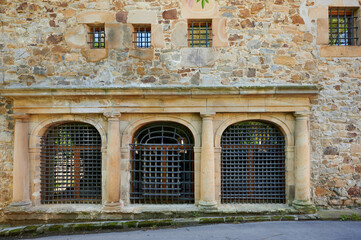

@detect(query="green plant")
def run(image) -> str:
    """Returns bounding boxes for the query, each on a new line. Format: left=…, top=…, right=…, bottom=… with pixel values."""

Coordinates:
left=340, top=215, right=347, bottom=221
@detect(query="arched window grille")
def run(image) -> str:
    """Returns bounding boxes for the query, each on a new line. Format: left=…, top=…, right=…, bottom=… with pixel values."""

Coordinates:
left=221, top=121, right=286, bottom=204
left=40, top=123, right=102, bottom=204
left=130, top=122, right=195, bottom=204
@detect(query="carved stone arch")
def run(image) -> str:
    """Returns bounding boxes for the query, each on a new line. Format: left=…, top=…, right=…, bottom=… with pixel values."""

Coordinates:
left=29, top=115, right=107, bottom=205
left=121, top=115, right=201, bottom=148
left=214, top=115, right=294, bottom=149
left=30, top=116, right=107, bottom=151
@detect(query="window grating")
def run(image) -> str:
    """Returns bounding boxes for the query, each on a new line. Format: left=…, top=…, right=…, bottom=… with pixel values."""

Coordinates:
left=88, top=26, right=105, bottom=49
left=130, top=123, right=194, bottom=204
left=329, top=8, right=358, bottom=46
left=221, top=121, right=286, bottom=204
left=188, top=20, right=212, bottom=47
left=133, top=25, right=151, bottom=48
left=40, top=123, right=102, bottom=204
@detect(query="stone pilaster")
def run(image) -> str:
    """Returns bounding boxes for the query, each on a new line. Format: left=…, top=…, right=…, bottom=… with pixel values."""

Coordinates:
left=199, top=112, right=217, bottom=210
left=293, top=112, right=316, bottom=213
left=10, top=114, right=31, bottom=208
left=103, top=112, right=123, bottom=211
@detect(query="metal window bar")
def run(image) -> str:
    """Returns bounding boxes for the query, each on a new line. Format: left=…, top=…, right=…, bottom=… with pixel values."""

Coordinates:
left=329, top=8, right=358, bottom=46
left=40, top=123, right=102, bottom=204
left=188, top=20, right=212, bottom=47
left=87, top=26, right=105, bottom=49
left=220, top=121, right=286, bottom=204
left=130, top=123, right=195, bottom=204
left=133, top=25, right=151, bottom=48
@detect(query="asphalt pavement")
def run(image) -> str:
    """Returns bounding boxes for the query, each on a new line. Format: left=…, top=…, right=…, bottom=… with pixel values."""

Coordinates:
left=34, top=221, right=361, bottom=240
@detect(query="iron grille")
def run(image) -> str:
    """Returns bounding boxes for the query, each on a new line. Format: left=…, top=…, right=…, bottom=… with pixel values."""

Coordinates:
left=221, top=121, right=286, bottom=204
left=329, top=8, right=358, bottom=46
left=88, top=26, right=105, bottom=49
left=130, top=123, right=194, bottom=204
left=188, top=20, right=212, bottom=47
left=40, top=123, right=102, bottom=204
left=133, top=25, right=151, bottom=48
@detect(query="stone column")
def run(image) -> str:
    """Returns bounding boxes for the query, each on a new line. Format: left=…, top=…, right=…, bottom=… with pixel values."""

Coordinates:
left=293, top=112, right=315, bottom=213
left=199, top=112, right=217, bottom=209
left=103, top=112, right=123, bottom=211
left=11, top=114, right=31, bottom=207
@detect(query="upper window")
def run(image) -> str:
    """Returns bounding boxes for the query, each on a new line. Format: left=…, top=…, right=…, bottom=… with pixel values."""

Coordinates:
left=133, top=25, right=151, bottom=48
left=40, top=123, right=102, bottom=204
left=188, top=19, right=212, bottom=47
left=88, top=25, right=105, bottom=49
left=329, top=8, right=359, bottom=46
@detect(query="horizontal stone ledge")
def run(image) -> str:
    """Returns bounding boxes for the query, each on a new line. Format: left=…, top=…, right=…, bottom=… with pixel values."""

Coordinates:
left=0, top=85, right=319, bottom=98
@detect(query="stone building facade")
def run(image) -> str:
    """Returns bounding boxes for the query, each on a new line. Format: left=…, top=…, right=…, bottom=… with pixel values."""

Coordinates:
left=0, top=0, right=360, bottom=222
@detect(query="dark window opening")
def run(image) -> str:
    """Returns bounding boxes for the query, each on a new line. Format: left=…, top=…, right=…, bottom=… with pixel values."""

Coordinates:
left=188, top=19, right=212, bottom=47
left=329, top=8, right=359, bottom=46
left=221, top=121, right=286, bottom=204
left=133, top=25, right=151, bottom=48
left=130, top=122, right=194, bottom=204
left=88, top=25, right=105, bottom=49
left=40, top=123, right=102, bottom=204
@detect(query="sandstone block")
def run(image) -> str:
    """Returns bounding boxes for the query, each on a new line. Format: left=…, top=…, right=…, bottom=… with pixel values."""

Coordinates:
left=273, top=56, right=296, bottom=67
left=81, top=49, right=108, bottom=62
left=180, top=48, right=218, bottom=67
left=116, top=11, right=128, bottom=23
left=320, top=46, right=361, bottom=57
left=317, top=18, right=329, bottom=45
left=105, top=23, right=122, bottom=49
left=77, top=11, right=115, bottom=24
left=163, top=9, right=178, bottom=20
left=308, top=7, right=328, bottom=19
left=63, top=8, right=76, bottom=18
left=212, top=18, right=228, bottom=48
left=315, top=187, right=330, bottom=197
left=172, top=21, right=188, bottom=47
left=64, top=25, right=87, bottom=49
left=348, top=187, right=360, bottom=196
left=351, top=144, right=361, bottom=154
left=129, top=48, right=154, bottom=60
left=291, top=14, right=305, bottom=24
left=128, top=10, right=157, bottom=24
left=251, top=3, right=264, bottom=14
left=151, top=24, right=165, bottom=48
left=341, top=165, right=354, bottom=174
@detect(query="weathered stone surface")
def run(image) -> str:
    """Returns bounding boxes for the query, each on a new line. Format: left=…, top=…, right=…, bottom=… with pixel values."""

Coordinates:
left=163, top=9, right=177, bottom=20
left=46, top=34, right=63, bottom=45
left=172, top=21, right=188, bottom=47
left=77, top=11, right=115, bottom=24
left=105, top=23, right=122, bottom=49
left=151, top=24, right=165, bottom=48
left=127, top=10, right=157, bottom=24
left=129, top=49, right=154, bottom=60
left=116, top=11, right=128, bottom=23
left=64, top=25, right=87, bottom=49
left=273, top=56, right=296, bottom=67
left=81, top=49, right=108, bottom=62
left=348, top=187, right=360, bottom=196
left=180, top=48, right=218, bottom=67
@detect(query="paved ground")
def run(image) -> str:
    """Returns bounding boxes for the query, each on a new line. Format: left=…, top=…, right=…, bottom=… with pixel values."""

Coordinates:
left=35, top=221, right=361, bottom=240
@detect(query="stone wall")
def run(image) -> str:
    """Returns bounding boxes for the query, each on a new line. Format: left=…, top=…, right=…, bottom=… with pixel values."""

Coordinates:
left=0, top=0, right=360, bottom=214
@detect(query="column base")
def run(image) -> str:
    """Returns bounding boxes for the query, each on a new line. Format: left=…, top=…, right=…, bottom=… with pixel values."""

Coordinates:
left=102, top=201, right=123, bottom=212
left=198, top=200, right=218, bottom=211
left=292, top=200, right=317, bottom=214
left=7, top=201, right=32, bottom=210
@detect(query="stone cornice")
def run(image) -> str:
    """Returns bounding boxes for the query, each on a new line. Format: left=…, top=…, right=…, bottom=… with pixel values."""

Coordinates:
left=0, top=85, right=319, bottom=98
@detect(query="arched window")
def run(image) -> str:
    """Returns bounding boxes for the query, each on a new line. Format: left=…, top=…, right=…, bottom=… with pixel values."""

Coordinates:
left=221, top=121, right=286, bottom=204
left=40, top=123, right=102, bottom=204
left=130, top=122, right=194, bottom=204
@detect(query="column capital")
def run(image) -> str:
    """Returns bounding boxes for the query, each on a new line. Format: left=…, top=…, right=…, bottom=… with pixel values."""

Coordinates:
left=11, top=113, right=30, bottom=121
left=294, top=111, right=311, bottom=118
left=200, top=112, right=216, bottom=119
left=104, top=111, right=121, bottom=119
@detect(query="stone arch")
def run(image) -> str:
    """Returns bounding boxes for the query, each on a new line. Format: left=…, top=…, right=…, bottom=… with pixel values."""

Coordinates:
left=30, top=116, right=107, bottom=151
left=215, top=115, right=293, bottom=149
left=29, top=115, right=106, bottom=205
left=121, top=115, right=201, bottom=148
